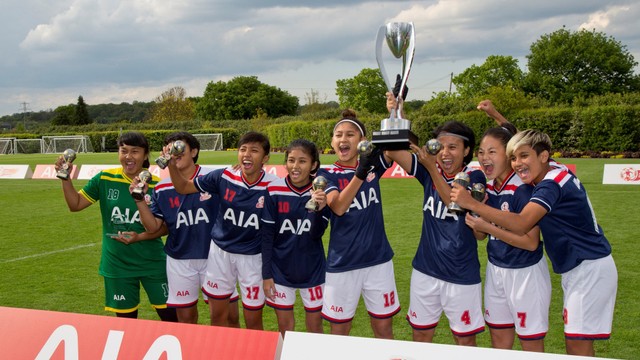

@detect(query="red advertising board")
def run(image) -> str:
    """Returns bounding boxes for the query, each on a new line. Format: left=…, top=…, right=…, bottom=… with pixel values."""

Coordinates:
left=0, top=306, right=282, bottom=360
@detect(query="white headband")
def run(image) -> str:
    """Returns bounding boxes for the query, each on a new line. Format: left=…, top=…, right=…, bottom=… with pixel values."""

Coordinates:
left=333, top=119, right=364, bottom=137
left=438, top=132, right=469, bottom=142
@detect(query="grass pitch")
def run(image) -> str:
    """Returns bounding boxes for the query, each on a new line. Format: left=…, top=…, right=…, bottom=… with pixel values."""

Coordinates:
left=0, top=152, right=638, bottom=358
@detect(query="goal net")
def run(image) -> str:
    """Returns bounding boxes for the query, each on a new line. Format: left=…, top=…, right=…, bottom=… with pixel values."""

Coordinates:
left=42, top=135, right=94, bottom=154
left=193, top=133, right=223, bottom=151
left=15, top=139, right=44, bottom=154
left=0, top=137, right=16, bottom=154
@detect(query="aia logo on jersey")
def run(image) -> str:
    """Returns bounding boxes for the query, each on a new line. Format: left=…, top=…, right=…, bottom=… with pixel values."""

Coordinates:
left=501, top=202, right=510, bottom=211
left=200, top=192, right=212, bottom=201
left=256, top=195, right=265, bottom=208
left=366, top=172, right=376, bottom=182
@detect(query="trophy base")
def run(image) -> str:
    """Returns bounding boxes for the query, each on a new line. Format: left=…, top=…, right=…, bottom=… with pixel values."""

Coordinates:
left=372, top=129, right=419, bottom=150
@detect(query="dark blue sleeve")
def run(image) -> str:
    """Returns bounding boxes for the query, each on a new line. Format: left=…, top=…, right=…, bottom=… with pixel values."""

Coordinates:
left=260, top=192, right=277, bottom=280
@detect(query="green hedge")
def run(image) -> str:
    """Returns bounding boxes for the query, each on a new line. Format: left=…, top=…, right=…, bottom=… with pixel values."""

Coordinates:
left=6, top=104, right=640, bottom=154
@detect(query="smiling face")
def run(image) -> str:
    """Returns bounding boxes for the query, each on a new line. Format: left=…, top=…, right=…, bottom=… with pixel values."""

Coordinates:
left=331, top=122, right=363, bottom=167
left=286, top=147, right=317, bottom=188
left=118, top=145, right=148, bottom=178
left=510, top=144, right=549, bottom=184
left=238, top=141, right=269, bottom=181
left=436, top=134, right=469, bottom=175
left=478, top=135, right=510, bottom=182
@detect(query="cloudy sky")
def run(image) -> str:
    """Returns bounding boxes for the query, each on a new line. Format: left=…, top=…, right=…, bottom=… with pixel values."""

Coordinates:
left=1, top=0, right=639, bottom=117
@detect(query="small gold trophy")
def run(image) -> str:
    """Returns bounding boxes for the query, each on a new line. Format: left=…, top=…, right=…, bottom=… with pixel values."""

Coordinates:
left=425, top=139, right=442, bottom=155
left=470, top=183, right=486, bottom=217
left=155, top=140, right=186, bottom=169
left=56, top=149, right=77, bottom=180
left=131, top=170, right=152, bottom=201
left=448, top=172, right=470, bottom=214
left=305, top=176, right=328, bottom=211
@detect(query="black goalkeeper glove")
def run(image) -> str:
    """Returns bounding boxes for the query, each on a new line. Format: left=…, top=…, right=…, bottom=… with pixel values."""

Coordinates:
left=393, top=74, right=409, bottom=100
left=355, top=147, right=382, bottom=180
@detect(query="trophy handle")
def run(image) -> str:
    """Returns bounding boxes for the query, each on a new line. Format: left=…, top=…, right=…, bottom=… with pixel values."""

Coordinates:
left=376, top=25, right=398, bottom=119
left=399, top=23, right=415, bottom=103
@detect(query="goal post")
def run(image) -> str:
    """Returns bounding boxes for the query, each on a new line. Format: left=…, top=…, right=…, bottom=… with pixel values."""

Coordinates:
left=14, top=139, right=44, bottom=154
left=193, top=133, right=223, bottom=151
left=42, top=135, right=94, bottom=153
left=0, top=137, right=16, bottom=154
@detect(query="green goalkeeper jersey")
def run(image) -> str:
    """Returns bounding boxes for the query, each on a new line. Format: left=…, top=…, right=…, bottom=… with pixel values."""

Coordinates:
left=80, top=167, right=166, bottom=278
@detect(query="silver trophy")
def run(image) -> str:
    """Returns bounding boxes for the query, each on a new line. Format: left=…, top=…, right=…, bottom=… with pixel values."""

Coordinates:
left=448, top=172, right=470, bottom=214
left=425, top=139, right=442, bottom=155
left=131, top=170, right=152, bottom=201
left=305, top=176, right=328, bottom=211
left=358, top=140, right=374, bottom=156
left=155, top=140, right=186, bottom=169
left=56, top=149, right=77, bottom=180
left=372, top=22, right=419, bottom=150
left=470, top=183, right=486, bottom=217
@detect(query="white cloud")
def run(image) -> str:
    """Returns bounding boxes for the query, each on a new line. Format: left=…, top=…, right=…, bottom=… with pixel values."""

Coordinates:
left=1, top=0, right=639, bottom=116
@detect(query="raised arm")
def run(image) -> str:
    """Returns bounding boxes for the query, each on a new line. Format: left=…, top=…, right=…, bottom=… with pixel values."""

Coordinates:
left=167, top=156, right=198, bottom=195
left=477, top=99, right=510, bottom=127
left=129, top=178, right=165, bottom=233
left=54, top=157, right=91, bottom=212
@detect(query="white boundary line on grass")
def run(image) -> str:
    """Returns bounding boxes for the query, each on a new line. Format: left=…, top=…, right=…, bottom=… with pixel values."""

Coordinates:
left=0, top=243, right=98, bottom=264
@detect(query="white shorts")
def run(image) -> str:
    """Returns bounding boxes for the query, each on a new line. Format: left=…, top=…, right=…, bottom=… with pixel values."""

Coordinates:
left=166, top=256, right=208, bottom=307
left=203, top=241, right=264, bottom=310
left=321, top=260, right=400, bottom=323
left=484, top=257, right=551, bottom=339
left=266, top=283, right=324, bottom=312
left=407, top=269, right=484, bottom=337
left=562, top=255, right=617, bottom=340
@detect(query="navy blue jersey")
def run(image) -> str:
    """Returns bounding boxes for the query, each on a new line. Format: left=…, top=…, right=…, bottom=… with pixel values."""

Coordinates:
left=261, top=176, right=329, bottom=288
left=410, top=154, right=484, bottom=285
left=194, top=167, right=278, bottom=255
left=529, top=167, right=611, bottom=274
left=317, top=155, right=394, bottom=273
left=485, top=170, right=543, bottom=269
left=150, top=165, right=217, bottom=259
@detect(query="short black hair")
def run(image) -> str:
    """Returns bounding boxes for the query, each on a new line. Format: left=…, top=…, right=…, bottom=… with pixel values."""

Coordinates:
left=117, top=132, right=150, bottom=168
left=238, top=131, right=270, bottom=155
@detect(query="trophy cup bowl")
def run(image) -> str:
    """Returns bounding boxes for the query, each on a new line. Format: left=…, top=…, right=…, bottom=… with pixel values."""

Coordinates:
left=470, top=183, right=486, bottom=217
left=155, top=140, right=186, bottom=169
left=448, top=172, right=470, bottom=214
left=357, top=140, right=374, bottom=156
left=132, top=170, right=152, bottom=201
left=372, top=22, right=419, bottom=150
left=305, top=176, right=328, bottom=211
left=425, top=139, right=442, bottom=155
left=56, top=149, right=77, bottom=180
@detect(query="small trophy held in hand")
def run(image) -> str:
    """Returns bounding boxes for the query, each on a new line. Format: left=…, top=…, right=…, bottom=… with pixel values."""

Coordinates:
left=470, top=183, right=486, bottom=217
left=448, top=172, right=470, bottom=214
left=132, top=170, right=152, bottom=201
left=56, top=149, right=77, bottom=180
left=425, top=139, right=442, bottom=155
left=358, top=140, right=374, bottom=156
left=155, top=140, right=186, bottom=169
left=305, top=176, right=328, bottom=211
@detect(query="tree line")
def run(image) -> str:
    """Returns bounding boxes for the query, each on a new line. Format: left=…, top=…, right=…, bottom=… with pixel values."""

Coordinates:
left=2, top=27, right=639, bottom=146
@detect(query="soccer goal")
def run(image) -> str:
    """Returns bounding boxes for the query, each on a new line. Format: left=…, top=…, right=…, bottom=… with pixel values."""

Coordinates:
left=42, top=135, right=94, bottom=154
left=14, top=139, right=44, bottom=154
left=193, top=133, right=223, bottom=151
left=0, top=137, right=16, bottom=154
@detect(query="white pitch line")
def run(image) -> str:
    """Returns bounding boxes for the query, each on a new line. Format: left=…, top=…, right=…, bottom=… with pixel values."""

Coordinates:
left=0, top=243, right=98, bottom=264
